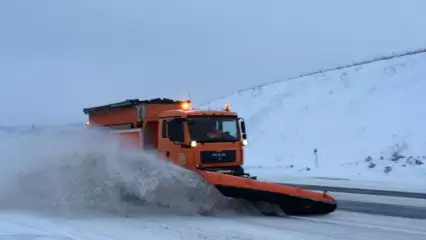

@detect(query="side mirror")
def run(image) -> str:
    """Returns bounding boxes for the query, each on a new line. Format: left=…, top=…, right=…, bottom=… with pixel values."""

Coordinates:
left=240, top=119, right=247, bottom=139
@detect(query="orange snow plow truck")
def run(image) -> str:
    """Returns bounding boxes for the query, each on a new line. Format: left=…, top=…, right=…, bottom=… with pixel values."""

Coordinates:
left=83, top=98, right=337, bottom=216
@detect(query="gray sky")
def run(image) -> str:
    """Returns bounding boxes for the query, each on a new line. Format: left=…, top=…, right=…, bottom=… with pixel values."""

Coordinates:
left=1, top=0, right=425, bottom=125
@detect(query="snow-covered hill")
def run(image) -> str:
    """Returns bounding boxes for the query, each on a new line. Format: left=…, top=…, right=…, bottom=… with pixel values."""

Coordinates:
left=205, top=51, right=426, bottom=184
left=1, top=51, right=425, bottom=187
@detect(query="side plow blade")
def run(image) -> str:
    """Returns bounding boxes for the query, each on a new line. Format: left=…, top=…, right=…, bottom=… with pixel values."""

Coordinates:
left=197, top=171, right=337, bottom=216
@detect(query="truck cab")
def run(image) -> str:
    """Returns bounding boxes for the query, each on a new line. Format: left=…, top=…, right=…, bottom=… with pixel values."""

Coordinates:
left=83, top=98, right=251, bottom=178
left=158, top=107, right=249, bottom=176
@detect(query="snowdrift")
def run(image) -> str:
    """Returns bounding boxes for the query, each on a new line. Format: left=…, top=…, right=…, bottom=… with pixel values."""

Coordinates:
left=0, top=128, right=248, bottom=217
left=205, top=51, right=426, bottom=183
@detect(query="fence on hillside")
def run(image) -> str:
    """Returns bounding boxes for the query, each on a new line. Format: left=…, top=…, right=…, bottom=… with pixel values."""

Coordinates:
left=204, top=47, right=426, bottom=105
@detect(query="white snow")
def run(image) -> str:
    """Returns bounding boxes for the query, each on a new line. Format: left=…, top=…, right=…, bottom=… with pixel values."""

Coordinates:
left=2, top=51, right=426, bottom=240
left=328, top=192, right=426, bottom=207
left=0, top=128, right=246, bottom=217
left=205, top=51, right=426, bottom=189
left=260, top=174, right=426, bottom=193
left=3, top=118, right=426, bottom=240
left=1, top=211, right=425, bottom=240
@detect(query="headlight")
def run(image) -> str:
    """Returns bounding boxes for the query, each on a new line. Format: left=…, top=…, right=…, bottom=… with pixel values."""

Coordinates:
left=242, top=139, right=248, bottom=146
left=190, top=140, right=197, bottom=147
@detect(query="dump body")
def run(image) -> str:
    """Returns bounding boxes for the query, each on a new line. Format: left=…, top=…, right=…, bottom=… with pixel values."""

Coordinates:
left=84, top=98, right=184, bottom=127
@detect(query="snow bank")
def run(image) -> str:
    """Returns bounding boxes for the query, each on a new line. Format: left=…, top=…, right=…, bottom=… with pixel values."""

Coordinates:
left=205, top=51, right=426, bottom=184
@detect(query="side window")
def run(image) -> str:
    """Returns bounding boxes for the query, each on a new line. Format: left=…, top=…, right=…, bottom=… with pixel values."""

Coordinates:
left=161, top=120, right=167, bottom=138
left=167, top=119, right=184, bottom=142
left=222, top=120, right=238, bottom=137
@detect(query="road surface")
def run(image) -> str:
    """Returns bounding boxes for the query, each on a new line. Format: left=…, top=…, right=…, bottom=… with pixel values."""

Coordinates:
left=1, top=184, right=425, bottom=239
left=280, top=182, right=426, bottom=219
left=1, top=208, right=425, bottom=240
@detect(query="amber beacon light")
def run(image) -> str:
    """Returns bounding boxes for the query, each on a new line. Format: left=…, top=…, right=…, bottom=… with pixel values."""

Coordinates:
left=224, top=104, right=231, bottom=111
left=180, top=101, right=191, bottom=110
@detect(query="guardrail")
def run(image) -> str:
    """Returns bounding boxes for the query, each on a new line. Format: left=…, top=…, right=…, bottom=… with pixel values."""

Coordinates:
left=279, top=183, right=426, bottom=199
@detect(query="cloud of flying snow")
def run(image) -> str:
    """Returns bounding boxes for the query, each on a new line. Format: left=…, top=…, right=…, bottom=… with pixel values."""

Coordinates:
left=0, top=127, right=251, bottom=217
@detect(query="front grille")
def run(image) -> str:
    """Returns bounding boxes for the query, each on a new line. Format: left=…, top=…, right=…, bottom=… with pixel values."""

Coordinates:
left=200, top=150, right=236, bottom=164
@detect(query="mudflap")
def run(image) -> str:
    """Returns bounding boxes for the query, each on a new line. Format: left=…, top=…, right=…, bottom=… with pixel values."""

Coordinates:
left=196, top=170, right=337, bottom=216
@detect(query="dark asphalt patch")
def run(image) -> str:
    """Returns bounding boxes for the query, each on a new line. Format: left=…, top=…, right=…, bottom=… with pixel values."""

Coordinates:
left=337, top=200, right=426, bottom=219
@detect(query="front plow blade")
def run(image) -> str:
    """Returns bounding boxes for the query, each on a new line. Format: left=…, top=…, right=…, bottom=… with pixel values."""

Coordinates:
left=197, top=171, right=337, bottom=216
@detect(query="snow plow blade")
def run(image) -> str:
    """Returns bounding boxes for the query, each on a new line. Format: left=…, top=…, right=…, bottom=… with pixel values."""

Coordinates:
left=197, top=170, right=337, bottom=216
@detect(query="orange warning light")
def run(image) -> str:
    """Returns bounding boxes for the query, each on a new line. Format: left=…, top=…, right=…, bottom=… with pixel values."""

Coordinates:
left=181, top=101, right=190, bottom=110
left=224, top=104, right=231, bottom=111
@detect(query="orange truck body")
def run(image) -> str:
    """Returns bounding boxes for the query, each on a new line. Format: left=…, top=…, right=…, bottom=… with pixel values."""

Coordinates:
left=83, top=98, right=250, bottom=177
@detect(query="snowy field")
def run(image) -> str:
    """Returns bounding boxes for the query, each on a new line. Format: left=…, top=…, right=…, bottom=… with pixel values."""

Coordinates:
left=1, top=52, right=426, bottom=240
left=205, top=51, right=426, bottom=189
left=0, top=131, right=425, bottom=240
left=1, top=123, right=425, bottom=239
left=257, top=174, right=426, bottom=193
left=5, top=127, right=424, bottom=240
left=1, top=52, right=426, bottom=193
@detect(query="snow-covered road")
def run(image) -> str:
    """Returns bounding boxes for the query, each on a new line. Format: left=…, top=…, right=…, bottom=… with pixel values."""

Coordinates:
left=1, top=210, right=425, bottom=240
left=1, top=126, right=424, bottom=240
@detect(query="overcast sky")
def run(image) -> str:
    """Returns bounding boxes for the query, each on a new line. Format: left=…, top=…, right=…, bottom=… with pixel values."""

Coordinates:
left=1, top=0, right=425, bottom=125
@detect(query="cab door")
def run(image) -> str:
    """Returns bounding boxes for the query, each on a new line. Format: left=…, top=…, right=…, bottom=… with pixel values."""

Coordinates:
left=157, top=118, right=186, bottom=166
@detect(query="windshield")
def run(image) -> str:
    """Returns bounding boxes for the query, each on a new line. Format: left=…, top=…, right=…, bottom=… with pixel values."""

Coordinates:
left=187, top=116, right=239, bottom=143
